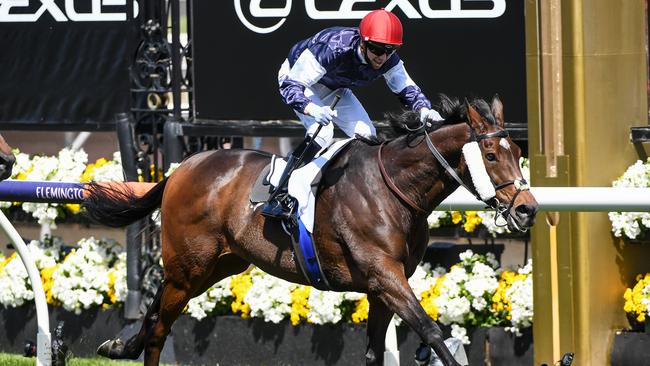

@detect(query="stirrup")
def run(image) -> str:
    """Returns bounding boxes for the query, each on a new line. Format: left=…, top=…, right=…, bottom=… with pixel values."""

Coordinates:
left=261, top=194, right=296, bottom=219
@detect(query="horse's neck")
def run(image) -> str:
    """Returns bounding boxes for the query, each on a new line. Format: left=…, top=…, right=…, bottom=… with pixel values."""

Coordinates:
left=386, top=123, right=470, bottom=214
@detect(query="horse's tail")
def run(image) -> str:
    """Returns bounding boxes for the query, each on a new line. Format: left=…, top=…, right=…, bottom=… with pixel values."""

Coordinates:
left=82, top=179, right=168, bottom=228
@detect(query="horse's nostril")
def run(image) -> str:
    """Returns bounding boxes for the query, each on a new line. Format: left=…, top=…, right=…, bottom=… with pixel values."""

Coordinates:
left=515, top=204, right=537, bottom=216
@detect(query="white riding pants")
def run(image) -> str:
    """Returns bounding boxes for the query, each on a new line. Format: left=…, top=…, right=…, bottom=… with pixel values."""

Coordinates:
left=278, top=59, right=376, bottom=149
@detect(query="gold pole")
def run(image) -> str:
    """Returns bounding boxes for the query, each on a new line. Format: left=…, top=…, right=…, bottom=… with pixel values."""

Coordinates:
left=546, top=212, right=561, bottom=362
left=539, top=0, right=564, bottom=178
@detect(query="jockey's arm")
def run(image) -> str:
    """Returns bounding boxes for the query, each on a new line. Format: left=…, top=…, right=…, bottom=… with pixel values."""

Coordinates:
left=383, top=59, right=434, bottom=115
left=279, top=45, right=337, bottom=115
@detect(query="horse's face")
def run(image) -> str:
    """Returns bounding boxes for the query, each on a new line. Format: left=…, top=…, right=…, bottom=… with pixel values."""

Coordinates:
left=465, top=97, right=538, bottom=232
left=0, top=134, right=15, bottom=181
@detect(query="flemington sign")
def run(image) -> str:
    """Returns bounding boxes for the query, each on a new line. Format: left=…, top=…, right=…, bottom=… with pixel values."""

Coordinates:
left=192, top=0, right=527, bottom=123
left=234, top=0, right=507, bottom=34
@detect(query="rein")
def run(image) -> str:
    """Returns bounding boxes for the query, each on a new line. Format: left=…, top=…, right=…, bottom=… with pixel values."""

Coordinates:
left=377, top=120, right=529, bottom=227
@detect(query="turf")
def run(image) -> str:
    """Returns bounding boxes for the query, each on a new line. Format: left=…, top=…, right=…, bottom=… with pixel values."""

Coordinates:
left=0, top=352, right=174, bottom=365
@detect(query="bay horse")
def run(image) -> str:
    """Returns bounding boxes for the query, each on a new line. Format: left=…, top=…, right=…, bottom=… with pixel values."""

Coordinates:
left=0, top=134, right=15, bottom=181
left=83, top=95, right=538, bottom=366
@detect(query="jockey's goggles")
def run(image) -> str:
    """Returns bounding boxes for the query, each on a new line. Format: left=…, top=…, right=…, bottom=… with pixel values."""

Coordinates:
left=365, top=41, right=400, bottom=57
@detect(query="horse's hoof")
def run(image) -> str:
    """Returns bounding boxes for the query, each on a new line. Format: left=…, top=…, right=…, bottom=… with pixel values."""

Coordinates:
left=97, top=338, right=125, bottom=359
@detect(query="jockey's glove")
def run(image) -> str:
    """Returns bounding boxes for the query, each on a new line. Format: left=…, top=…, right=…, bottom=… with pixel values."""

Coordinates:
left=305, top=102, right=338, bottom=126
left=419, top=108, right=444, bottom=124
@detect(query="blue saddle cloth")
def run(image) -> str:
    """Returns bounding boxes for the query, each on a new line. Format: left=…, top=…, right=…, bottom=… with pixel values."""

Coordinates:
left=296, top=218, right=330, bottom=290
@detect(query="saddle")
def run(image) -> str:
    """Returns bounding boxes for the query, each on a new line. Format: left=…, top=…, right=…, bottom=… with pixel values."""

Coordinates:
left=250, top=138, right=354, bottom=290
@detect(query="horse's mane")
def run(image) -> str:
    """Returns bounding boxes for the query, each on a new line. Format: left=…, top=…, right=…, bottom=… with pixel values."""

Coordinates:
left=382, top=94, right=496, bottom=140
left=350, top=94, right=497, bottom=146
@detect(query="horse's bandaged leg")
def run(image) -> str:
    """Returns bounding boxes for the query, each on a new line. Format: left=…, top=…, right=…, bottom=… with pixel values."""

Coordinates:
left=462, top=141, right=496, bottom=201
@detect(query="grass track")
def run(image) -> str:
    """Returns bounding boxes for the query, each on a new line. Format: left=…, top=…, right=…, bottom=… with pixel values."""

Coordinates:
left=0, top=352, right=174, bottom=365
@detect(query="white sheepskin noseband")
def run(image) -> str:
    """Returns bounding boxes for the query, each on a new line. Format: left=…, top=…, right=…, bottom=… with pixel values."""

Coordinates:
left=462, top=141, right=496, bottom=201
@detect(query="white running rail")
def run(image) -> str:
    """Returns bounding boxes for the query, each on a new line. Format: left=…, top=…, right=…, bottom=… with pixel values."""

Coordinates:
left=0, top=210, right=51, bottom=365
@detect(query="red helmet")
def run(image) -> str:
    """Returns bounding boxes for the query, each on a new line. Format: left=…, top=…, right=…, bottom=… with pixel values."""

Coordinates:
left=359, top=9, right=403, bottom=46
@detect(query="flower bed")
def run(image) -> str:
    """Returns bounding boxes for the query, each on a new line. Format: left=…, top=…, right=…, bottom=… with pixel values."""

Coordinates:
left=0, top=235, right=537, bottom=364
left=0, top=236, right=534, bottom=338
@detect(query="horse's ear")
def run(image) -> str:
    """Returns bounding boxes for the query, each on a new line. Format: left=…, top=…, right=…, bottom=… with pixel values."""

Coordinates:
left=491, top=94, right=504, bottom=128
left=465, top=99, right=486, bottom=133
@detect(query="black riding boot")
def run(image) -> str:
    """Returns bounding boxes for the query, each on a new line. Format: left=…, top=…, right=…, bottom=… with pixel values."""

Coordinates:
left=261, top=138, right=323, bottom=219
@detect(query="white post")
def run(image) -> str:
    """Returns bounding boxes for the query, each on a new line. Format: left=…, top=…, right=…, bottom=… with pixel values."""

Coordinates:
left=384, top=317, right=400, bottom=366
left=0, top=210, right=51, bottom=366
left=69, top=131, right=91, bottom=152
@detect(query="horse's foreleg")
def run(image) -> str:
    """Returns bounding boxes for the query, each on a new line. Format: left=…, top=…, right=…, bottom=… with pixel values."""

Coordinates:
left=369, top=259, right=461, bottom=366
left=365, top=295, right=394, bottom=366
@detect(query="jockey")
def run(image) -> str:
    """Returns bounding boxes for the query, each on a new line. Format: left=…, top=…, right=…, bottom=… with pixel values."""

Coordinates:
left=262, top=9, right=444, bottom=219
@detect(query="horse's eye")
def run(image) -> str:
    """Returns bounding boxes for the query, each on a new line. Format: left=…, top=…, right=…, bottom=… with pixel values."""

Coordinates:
left=486, top=153, right=496, bottom=162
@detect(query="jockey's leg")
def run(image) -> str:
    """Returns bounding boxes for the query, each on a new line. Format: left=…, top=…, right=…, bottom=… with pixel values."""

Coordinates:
left=327, top=88, right=376, bottom=138
left=262, top=85, right=366, bottom=219
left=261, top=136, right=323, bottom=219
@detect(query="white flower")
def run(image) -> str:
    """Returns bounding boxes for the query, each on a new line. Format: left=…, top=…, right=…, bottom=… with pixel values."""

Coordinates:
left=111, top=252, right=128, bottom=304
left=308, top=289, right=345, bottom=324
left=92, top=152, right=124, bottom=182
left=504, top=259, right=534, bottom=336
left=409, top=265, right=435, bottom=300
left=12, top=150, right=33, bottom=178
left=458, top=250, right=474, bottom=262
left=17, top=148, right=89, bottom=227
left=434, top=250, right=501, bottom=339
left=187, top=277, right=232, bottom=320
left=450, top=324, right=470, bottom=345
left=165, top=163, right=181, bottom=177
left=51, top=237, right=122, bottom=314
left=0, top=238, right=63, bottom=308
left=427, top=211, right=449, bottom=229
left=608, top=159, right=650, bottom=239
left=245, top=268, right=295, bottom=323
left=506, top=276, right=533, bottom=335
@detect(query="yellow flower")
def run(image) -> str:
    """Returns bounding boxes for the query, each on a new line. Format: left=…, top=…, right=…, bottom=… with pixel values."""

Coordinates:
left=290, top=286, right=311, bottom=325
left=0, top=252, right=16, bottom=271
left=230, top=273, right=253, bottom=318
left=80, top=164, right=96, bottom=182
left=420, top=277, right=445, bottom=320
left=351, top=296, right=369, bottom=323
left=40, top=265, right=59, bottom=305
left=623, top=273, right=650, bottom=326
left=461, top=211, right=483, bottom=232
left=451, top=211, right=463, bottom=224
left=80, top=158, right=110, bottom=182
left=65, top=204, right=81, bottom=214
left=107, top=269, right=118, bottom=304
left=16, top=166, right=33, bottom=181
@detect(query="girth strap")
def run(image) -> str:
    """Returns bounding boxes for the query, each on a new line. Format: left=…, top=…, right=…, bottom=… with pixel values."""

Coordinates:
left=378, top=143, right=427, bottom=214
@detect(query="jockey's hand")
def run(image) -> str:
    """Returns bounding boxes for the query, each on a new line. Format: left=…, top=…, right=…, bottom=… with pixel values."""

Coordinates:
left=305, top=103, right=338, bottom=126
left=419, top=108, right=444, bottom=124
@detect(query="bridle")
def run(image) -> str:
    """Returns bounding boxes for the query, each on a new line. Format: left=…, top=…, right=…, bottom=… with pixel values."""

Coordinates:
left=377, top=120, right=530, bottom=229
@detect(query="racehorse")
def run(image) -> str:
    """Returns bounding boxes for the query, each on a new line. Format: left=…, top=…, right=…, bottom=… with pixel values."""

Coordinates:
left=83, top=95, right=538, bottom=366
left=0, top=134, right=15, bottom=181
